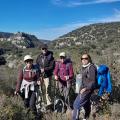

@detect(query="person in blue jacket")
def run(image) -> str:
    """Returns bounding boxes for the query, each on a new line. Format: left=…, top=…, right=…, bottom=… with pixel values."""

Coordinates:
left=97, top=64, right=112, bottom=97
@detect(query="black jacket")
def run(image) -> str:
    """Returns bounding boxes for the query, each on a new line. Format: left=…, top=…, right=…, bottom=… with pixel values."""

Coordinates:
left=36, top=50, right=55, bottom=78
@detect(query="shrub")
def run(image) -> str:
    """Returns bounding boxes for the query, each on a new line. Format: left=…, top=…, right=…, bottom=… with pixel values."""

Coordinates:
left=0, top=95, right=35, bottom=120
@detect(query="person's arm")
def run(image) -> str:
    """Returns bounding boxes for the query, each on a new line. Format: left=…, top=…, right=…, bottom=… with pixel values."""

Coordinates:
left=54, top=62, right=59, bottom=80
left=36, top=67, right=41, bottom=85
left=15, top=66, right=23, bottom=93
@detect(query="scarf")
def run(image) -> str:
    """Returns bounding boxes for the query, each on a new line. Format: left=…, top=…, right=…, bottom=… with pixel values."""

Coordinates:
left=82, top=63, right=91, bottom=68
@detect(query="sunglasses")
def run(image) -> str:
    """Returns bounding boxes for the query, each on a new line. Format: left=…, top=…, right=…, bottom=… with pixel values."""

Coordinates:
left=42, top=48, right=47, bottom=50
left=81, top=57, right=88, bottom=60
left=60, top=56, right=65, bottom=59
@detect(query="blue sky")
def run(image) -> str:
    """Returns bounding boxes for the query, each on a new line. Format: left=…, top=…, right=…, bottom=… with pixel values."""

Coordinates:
left=0, top=0, right=120, bottom=40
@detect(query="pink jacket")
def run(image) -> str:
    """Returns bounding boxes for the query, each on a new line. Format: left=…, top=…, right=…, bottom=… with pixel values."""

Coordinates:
left=16, top=65, right=39, bottom=92
left=54, top=59, right=74, bottom=81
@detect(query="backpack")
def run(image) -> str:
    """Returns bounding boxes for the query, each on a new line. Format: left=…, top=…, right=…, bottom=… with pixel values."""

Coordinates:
left=54, top=97, right=65, bottom=113
left=97, top=64, right=112, bottom=96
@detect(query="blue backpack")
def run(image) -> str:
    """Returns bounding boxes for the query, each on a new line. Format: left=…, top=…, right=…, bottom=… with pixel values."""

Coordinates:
left=97, top=64, right=112, bottom=96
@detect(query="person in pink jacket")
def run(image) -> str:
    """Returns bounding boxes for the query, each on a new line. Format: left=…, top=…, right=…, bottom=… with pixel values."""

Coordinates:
left=54, top=52, right=74, bottom=104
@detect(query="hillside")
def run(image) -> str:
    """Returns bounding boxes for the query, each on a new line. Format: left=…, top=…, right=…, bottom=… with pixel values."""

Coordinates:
left=0, top=32, right=44, bottom=49
left=50, top=22, right=120, bottom=87
left=51, top=22, right=120, bottom=49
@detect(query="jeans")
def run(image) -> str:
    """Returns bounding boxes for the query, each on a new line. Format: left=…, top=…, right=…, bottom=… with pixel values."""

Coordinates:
left=72, top=92, right=91, bottom=120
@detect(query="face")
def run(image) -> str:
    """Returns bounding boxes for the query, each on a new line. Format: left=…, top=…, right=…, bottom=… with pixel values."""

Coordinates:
left=41, top=48, right=47, bottom=54
left=60, top=56, right=65, bottom=63
left=25, top=59, right=33, bottom=68
left=81, top=54, right=89, bottom=65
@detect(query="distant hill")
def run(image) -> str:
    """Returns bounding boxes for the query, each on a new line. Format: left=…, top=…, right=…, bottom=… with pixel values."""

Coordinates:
left=51, top=22, right=120, bottom=49
left=0, top=32, right=44, bottom=49
left=40, top=39, right=51, bottom=44
left=0, top=32, right=13, bottom=38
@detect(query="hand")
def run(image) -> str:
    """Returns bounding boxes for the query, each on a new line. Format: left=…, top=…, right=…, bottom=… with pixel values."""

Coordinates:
left=55, top=75, right=58, bottom=80
left=41, top=68, right=44, bottom=73
left=37, top=80, right=41, bottom=85
left=14, top=91, right=19, bottom=96
left=80, top=88, right=86, bottom=94
left=65, top=76, right=69, bottom=81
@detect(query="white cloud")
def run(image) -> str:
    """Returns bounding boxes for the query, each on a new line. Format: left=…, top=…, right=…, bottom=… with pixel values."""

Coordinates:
left=34, top=9, right=120, bottom=40
left=52, top=0, right=120, bottom=7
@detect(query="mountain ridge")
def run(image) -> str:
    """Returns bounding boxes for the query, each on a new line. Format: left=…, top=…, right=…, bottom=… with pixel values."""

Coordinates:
left=51, top=22, right=120, bottom=49
left=0, top=31, right=49, bottom=49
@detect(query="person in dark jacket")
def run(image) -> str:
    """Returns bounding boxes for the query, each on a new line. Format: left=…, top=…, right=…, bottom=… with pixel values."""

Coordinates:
left=36, top=44, right=55, bottom=106
left=14, top=55, right=40, bottom=115
left=72, top=54, right=97, bottom=120
left=54, top=52, right=74, bottom=105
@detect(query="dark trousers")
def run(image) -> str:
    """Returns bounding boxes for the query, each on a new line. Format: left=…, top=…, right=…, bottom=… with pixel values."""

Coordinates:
left=72, top=92, right=91, bottom=120
left=24, top=91, right=37, bottom=114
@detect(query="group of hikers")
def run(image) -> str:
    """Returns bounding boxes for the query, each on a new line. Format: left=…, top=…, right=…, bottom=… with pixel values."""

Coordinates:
left=14, top=44, right=112, bottom=120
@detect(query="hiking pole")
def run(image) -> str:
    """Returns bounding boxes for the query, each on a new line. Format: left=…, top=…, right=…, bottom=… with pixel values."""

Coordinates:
left=54, top=79, right=58, bottom=111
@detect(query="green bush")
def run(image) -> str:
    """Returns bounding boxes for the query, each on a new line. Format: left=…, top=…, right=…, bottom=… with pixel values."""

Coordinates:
left=0, top=95, right=35, bottom=120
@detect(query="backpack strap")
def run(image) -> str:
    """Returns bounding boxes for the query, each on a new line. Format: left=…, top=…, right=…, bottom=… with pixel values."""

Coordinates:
left=85, top=64, right=93, bottom=78
left=22, top=64, right=39, bottom=76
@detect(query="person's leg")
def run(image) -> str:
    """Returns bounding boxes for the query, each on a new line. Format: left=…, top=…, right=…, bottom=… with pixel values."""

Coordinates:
left=24, top=98, right=29, bottom=108
left=72, top=93, right=91, bottom=120
left=44, top=77, right=51, bottom=105
left=72, top=108, right=80, bottom=120
left=29, top=91, right=37, bottom=114
left=58, top=80, right=64, bottom=95
left=83, top=100, right=91, bottom=119
left=64, top=81, right=71, bottom=105
left=72, top=94, right=81, bottom=120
